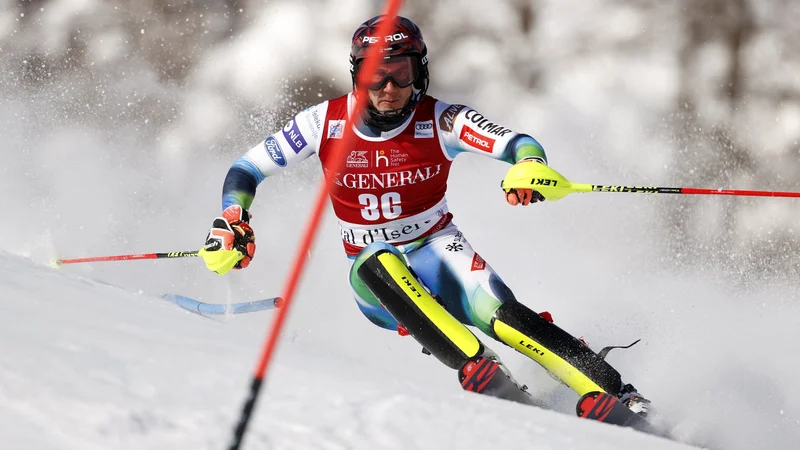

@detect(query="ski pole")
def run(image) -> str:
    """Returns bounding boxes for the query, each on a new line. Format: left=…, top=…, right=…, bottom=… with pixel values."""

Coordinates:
left=51, top=250, right=199, bottom=266
left=502, top=162, right=800, bottom=201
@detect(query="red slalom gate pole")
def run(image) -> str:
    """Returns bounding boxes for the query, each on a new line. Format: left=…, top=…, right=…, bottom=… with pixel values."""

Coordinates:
left=225, top=3, right=405, bottom=449
left=53, top=251, right=199, bottom=266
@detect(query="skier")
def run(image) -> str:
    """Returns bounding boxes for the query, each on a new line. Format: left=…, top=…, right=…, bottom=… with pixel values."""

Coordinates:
left=199, top=16, right=650, bottom=417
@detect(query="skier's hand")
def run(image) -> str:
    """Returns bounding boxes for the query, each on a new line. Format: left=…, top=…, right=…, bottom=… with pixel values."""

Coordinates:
left=505, top=188, right=545, bottom=206
left=503, top=159, right=547, bottom=206
left=199, top=205, right=256, bottom=275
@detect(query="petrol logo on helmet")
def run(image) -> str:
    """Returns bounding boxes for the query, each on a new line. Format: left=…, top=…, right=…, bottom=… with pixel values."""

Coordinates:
left=263, top=137, right=286, bottom=167
left=361, top=33, right=409, bottom=44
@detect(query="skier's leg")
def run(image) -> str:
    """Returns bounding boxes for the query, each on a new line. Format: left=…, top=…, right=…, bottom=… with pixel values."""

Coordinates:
left=491, top=300, right=622, bottom=394
left=492, top=301, right=650, bottom=415
left=348, top=242, right=402, bottom=331
left=353, top=242, right=535, bottom=405
left=406, top=224, right=648, bottom=414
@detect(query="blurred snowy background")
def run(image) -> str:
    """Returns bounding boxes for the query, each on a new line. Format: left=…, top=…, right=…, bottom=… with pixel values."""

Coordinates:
left=3, top=0, right=800, bottom=278
left=1, top=1, right=799, bottom=448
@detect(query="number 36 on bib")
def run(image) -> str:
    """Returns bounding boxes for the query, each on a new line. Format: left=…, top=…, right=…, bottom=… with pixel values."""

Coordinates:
left=358, top=192, right=402, bottom=221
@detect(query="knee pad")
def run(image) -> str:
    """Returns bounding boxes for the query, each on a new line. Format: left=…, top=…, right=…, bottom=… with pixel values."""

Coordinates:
left=357, top=249, right=483, bottom=370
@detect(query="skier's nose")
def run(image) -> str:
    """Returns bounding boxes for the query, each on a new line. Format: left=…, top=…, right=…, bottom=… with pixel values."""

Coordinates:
left=383, top=80, right=398, bottom=92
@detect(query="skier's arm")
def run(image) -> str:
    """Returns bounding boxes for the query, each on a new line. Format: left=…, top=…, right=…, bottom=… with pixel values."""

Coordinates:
left=436, top=102, right=547, bottom=206
left=503, top=134, right=547, bottom=165
left=201, top=102, right=326, bottom=274
left=435, top=103, right=547, bottom=165
left=222, top=158, right=263, bottom=211
left=221, top=102, right=327, bottom=211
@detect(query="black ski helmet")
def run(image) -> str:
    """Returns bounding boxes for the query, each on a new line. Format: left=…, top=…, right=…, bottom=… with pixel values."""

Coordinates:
left=349, top=16, right=429, bottom=130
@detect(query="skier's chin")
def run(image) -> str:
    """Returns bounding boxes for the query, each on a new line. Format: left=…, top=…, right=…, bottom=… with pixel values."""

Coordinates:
left=375, top=99, right=403, bottom=111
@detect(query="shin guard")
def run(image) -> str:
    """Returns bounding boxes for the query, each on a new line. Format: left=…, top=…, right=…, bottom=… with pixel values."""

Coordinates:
left=492, top=301, right=622, bottom=396
left=357, top=250, right=482, bottom=369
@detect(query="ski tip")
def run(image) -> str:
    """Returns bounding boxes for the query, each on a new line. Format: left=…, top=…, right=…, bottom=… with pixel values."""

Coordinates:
left=49, top=257, right=63, bottom=269
left=273, top=297, right=284, bottom=308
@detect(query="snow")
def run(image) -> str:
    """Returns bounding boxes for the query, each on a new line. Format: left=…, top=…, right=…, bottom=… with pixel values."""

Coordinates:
left=2, top=144, right=799, bottom=448
left=0, top=251, right=690, bottom=450
left=2, top=1, right=800, bottom=448
left=2, top=92, right=800, bottom=450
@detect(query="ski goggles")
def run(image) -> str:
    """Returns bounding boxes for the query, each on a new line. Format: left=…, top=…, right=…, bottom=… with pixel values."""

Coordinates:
left=357, top=55, right=419, bottom=90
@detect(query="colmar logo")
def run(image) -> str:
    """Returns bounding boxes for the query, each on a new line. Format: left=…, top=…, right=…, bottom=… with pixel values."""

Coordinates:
left=464, top=109, right=513, bottom=137
left=414, top=120, right=434, bottom=139
left=263, top=137, right=286, bottom=167
left=460, top=126, right=495, bottom=153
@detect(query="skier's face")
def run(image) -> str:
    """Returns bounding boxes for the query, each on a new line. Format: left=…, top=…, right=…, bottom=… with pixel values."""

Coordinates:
left=361, top=56, right=416, bottom=111
left=368, top=81, right=413, bottom=112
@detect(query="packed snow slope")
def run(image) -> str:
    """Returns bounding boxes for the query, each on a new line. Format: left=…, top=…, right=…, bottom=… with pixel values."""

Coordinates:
left=1, top=251, right=693, bottom=450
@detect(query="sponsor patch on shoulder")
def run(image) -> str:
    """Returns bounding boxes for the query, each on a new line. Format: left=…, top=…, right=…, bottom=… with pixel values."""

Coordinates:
left=328, top=120, right=345, bottom=139
left=282, top=119, right=307, bottom=153
left=263, top=136, right=286, bottom=167
left=439, top=104, right=466, bottom=133
left=414, top=120, right=434, bottom=138
left=460, top=125, right=495, bottom=153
